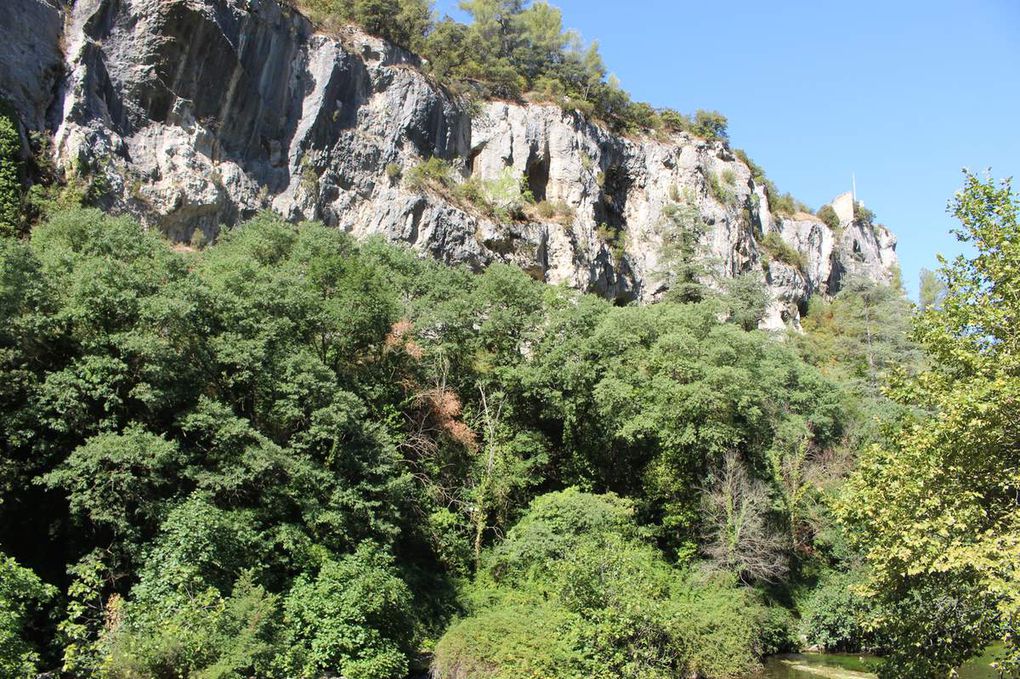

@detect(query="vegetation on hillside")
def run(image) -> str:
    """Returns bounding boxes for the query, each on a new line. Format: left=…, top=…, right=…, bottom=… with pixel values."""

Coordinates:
left=0, top=2, right=1015, bottom=676
left=0, top=188, right=917, bottom=678
left=291, top=0, right=727, bottom=137
left=0, top=140, right=1015, bottom=679
left=0, top=102, right=22, bottom=237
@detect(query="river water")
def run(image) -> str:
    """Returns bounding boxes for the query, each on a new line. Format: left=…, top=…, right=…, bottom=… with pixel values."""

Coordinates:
left=754, top=647, right=1003, bottom=679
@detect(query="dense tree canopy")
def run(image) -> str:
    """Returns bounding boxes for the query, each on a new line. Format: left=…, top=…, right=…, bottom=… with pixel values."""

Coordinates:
left=0, top=204, right=896, bottom=677
left=0, top=3, right=1010, bottom=677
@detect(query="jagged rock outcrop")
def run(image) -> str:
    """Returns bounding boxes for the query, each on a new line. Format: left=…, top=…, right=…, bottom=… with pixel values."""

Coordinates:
left=0, top=0, right=898, bottom=328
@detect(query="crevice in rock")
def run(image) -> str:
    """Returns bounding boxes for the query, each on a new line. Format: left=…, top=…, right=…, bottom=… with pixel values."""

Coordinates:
left=467, top=144, right=484, bottom=174
left=525, top=146, right=549, bottom=202
left=405, top=198, right=425, bottom=244
left=797, top=297, right=809, bottom=319
left=594, top=163, right=630, bottom=232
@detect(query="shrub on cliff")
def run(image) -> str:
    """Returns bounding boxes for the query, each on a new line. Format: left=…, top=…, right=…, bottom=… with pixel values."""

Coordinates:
left=691, top=109, right=729, bottom=141
left=817, top=204, right=841, bottom=231
left=761, top=231, right=807, bottom=271
left=296, top=0, right=432, bottom=51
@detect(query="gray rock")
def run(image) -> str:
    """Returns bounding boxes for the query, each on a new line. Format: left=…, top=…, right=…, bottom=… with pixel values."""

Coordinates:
left=0, top=0, right=65, bottom=132
left=2, top=0, right=899, bottom=329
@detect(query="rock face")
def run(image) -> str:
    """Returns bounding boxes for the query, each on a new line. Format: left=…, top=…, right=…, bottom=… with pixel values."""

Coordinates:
left=0, top=0, right=899, bottom=328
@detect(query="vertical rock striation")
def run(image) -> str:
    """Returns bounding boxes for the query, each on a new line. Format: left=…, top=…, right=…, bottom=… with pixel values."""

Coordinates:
left=0, top=0, right=899, bottom=328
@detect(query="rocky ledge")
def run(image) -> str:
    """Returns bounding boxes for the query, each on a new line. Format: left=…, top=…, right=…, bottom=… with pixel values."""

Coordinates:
left=0, top=0, right=898, bottom=328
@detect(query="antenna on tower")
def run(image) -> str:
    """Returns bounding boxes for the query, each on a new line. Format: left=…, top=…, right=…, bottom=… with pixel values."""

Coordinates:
left=851, top=173, right=857, bottom=219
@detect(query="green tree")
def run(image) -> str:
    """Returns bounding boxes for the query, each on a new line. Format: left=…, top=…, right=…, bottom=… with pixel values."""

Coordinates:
left=298, top=0, right=432, bottom=51
left=280, top=544, right=415, bottom=679
left=44, top=426, right=187, bottom=556
left=692, top=109, right=729, bottom=141
left=816, top=204, right=841, bottom=231
left=434, top=490, right=772, bottom=679
left=0, top=553, right=55, bottom=679
left=0, top=102, right=21, bottom=237
left=658, top=201, right=709, bottom=303
left=798, top=277, right=920, bottom=394
left=721, top=271, right=770, bottom=330
left=840, top=172, right=1020, bottom=677
left=917, top=266, right=946, bottom=311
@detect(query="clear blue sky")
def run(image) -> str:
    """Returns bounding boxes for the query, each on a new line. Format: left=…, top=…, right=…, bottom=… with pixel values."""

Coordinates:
left=434, top=0, right=1020, bottom=299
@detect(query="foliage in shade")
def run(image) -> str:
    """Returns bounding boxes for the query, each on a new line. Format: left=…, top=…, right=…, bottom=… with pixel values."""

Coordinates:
left=0, top=197, right=944, bottom=676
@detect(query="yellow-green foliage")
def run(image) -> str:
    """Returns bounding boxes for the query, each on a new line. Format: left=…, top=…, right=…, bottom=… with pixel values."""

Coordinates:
left=839, top=173, right=1020, bottom=678
left=0, top=553, right=56, bottom=679
left=595, top=222, right=627, bottom=263
left=405, top=156, right=456, bottom=191
left=408, top=160, right=531, bottom=223
left=532, top=199, right=574, bottom=223
left=706, top=168, right=737, bottom=206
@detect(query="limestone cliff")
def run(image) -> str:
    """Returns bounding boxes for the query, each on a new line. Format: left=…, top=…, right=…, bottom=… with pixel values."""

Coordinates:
left=0, top=0, right=898, bottom=328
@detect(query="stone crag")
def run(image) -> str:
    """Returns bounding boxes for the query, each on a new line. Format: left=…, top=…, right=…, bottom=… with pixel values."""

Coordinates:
left=0, top=0, right=899, bottom=328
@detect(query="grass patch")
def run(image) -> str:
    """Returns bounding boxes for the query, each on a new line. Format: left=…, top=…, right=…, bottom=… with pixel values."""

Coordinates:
left=761, top=232, right=806, bottom=271
left=406, top=158, right=533, bottom=224
left=706, top=168, right=737, bottom=207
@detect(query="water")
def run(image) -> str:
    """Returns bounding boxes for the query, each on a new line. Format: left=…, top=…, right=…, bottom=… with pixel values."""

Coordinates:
left=755, top=653, right=881, bottom=679
left=754, top=646, right=1004, bottom=679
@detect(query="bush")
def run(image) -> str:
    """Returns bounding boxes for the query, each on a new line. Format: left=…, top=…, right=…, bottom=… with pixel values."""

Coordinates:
left=669, top=575, right=769, bottom=677
left=595, top=222, right=627, bottom=264
left=448, top=168, right=531, bottom=223
left=487, top=488, right=639, bottom=579
left=706, top=169, right=737, bottom=206
left=405, top=157, right=456, bottom=191
left=532, top=199, right=574, bottom=222
left=659, top=108, right=687, bottom=133
left=434, top=492, right=769, bottom=679
left=279, top=544, right=415, bottom=679
left=761, top=232, right=806, bottom=271
left=798, top=571, right=879, bottom=652
left=0, top=553, right=55, bottom=679
left=854, top=201, right=875, bottom=226
left=190, top=227, right=207, bottom=249
left=817, top=204, right=841, bottom=231
left=433, top=603, right=583, bottom=679
left=692, top=109, right=729, bottom=141
left=294, top=0, right=431, bottom=51
left=102, top=573, right=283, bottom=679
left=0, top=101, right=22, bottom=237
left=733, top=148, right=766, bottom=183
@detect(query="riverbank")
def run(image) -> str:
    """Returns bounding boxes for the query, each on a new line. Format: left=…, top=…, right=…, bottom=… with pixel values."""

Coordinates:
left=755, top=645, right=1005, bottom=679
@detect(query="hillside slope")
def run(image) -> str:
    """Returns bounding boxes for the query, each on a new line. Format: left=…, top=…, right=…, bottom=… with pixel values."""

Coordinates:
left=0, top=0, right=898, bottom=328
